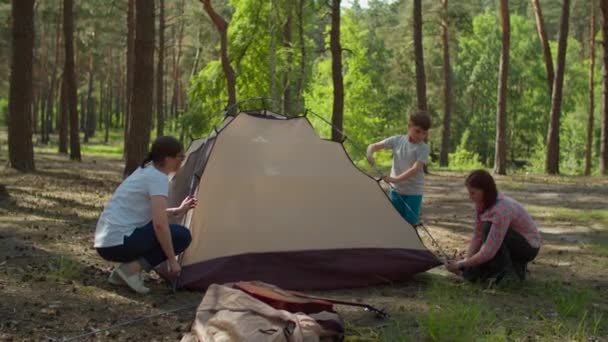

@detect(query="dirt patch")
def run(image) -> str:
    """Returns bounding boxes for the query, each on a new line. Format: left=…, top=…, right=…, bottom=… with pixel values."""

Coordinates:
left=0, top=155, right=607, bottom=341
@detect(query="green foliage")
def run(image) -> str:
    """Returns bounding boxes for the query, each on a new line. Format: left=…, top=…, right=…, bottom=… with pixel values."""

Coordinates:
left=0, top=97, right=7, bottom=126
left=448, top=129, right=484, bottom=170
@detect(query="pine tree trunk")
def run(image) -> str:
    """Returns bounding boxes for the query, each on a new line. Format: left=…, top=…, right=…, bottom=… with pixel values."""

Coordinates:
left=601, top=0, right=608, bottom=175
left=58, top=75, right=68, bottom=153
left=330, top=0, right=344, bottom=142
left=494, top=0, right=510, bottom=175
left=201, top=0, right=237, bottom=107
left=413, top=0, right=427, bottom=112
left=124, top=0, right=155, bottom=176
left=585, top=1, right=597, bottom=176
left=531, top=0, right=555, bottom=96
left=64, top=0, right=81, bottom=161
left=8, top=0, right=36, bottom=172
left=156, top=0, right=165, bottom=138
left=124, top=0, right=135, bottom=158
left=45, top=10, right=62, bottom=144
left=439, top=0, right=452, bottom=167
left=84, top=61, right=95, bottom=142
left=105, top=58, right=111, bottom=143
left=283, top=3, right=293, bottom=116
left=296, top=0, right=306, bottom=114
left=269, top=0, right=277, bottom=105
left=545, top=0, right=571, bottom=175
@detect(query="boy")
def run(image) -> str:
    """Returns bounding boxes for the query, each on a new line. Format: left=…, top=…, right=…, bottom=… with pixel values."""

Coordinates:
left=366, top=111, right=431, bottom=225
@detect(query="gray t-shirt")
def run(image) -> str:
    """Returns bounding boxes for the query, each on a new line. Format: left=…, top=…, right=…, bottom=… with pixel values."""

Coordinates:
left=382, top=135, right=429, bottom=195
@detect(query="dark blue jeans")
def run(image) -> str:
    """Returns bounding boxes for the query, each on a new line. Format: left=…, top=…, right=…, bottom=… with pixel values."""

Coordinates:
left=96, top=222, right=192, bottom=270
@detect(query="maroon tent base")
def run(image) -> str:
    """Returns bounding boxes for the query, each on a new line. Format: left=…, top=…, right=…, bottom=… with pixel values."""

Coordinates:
left=173, top=248, right=441, bottom=291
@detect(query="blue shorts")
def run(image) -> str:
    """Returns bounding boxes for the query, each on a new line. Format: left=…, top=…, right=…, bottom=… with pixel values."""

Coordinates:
left=388, top=190, right=423, bottom=225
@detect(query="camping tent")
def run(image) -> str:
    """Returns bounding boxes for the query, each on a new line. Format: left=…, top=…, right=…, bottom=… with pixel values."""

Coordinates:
left=167, top=110, right=441, bottom=290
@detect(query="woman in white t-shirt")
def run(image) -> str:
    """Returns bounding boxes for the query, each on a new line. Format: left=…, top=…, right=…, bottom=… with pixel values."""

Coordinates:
left=95, top=136, right=196, bottom=294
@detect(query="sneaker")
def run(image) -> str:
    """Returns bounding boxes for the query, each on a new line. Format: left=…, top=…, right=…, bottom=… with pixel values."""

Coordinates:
left=115, top=264, right=150, bottom=294
left=107, top=268, right=125, bottom=286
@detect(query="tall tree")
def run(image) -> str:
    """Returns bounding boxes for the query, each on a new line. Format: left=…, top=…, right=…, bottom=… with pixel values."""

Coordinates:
left=124, top=0, right=135, bottom=157
left=601, top=0, right=608, bottom=175
left=531, top=0, right=555, bottom=96
left=295, top=0, right=307, bottom=113
left=413, top=0, right=428, bottom=112
left=124, top=0, right=155, bottom=176
left=64, top=0, right=81, bottom=161
left=7, top=0, right=35, bottom=172
left=494, top=0, right=510, bottom=175
left=282, top=2, right=294, bottom=115
left=439, top=0, right=453, bottom=167
left=44, top=9, right=62, bottom=145
left=156, top=0, right=165, bottom=137
left=201, top=0, right=237, bottom=107
left=330, top=0, right=344, bottom=142
left=58, top=75, right=68, bottom=153
left=545, top=0, right=571, bottom=175
left=586, top=0, right=597, bottom=176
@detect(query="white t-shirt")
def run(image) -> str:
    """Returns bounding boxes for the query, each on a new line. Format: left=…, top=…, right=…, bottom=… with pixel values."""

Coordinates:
left=94, top=165, right=169, bottom=248
left=382, top=135, right=429, bottom=195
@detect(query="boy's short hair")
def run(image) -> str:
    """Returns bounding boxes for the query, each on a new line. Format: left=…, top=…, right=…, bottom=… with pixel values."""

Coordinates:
left=409, top=111, right=431, bottom=131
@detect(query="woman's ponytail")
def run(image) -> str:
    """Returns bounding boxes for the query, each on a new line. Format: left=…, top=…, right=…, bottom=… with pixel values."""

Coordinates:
left=140, top=152, right=153, bottom=168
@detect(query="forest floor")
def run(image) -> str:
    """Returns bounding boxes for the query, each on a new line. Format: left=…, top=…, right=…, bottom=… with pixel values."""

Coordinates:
left=0, top=148, right=607, bottom=341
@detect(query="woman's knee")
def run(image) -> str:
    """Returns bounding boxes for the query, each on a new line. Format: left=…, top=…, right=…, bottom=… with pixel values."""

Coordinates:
left=170, top=225, right=192, bottom=252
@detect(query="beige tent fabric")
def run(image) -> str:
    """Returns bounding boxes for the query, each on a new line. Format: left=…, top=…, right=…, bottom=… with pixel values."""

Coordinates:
left=180, top=114, right=427, bottom=267
left=180, top=284, right=325, bottom=342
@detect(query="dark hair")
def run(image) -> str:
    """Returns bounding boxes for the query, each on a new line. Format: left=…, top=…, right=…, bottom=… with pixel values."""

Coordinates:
left=409, top=111, right=431, bottom=131
left=465, top=169, right=498, bottom=212
left=140, top=136, right=184, bottom=168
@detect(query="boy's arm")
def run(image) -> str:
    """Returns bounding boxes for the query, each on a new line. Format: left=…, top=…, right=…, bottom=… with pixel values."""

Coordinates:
left=385, top=160, right=425, bottom=183
left=366, top=141, right=388, bottom=166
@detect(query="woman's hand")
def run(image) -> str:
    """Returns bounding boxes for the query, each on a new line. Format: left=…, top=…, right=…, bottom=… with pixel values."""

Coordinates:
left=178, top=195, right=198, bottom=215
left=445, top=259, right=463, bottom=275
left=167, top=258, right=182, bottom=277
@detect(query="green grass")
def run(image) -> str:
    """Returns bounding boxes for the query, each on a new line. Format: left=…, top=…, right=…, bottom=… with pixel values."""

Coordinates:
left=47, top=256, right=82, bottom=281
left=345, top=277, right=607, bottom=341
left=526, top=205, right=608, bottom=228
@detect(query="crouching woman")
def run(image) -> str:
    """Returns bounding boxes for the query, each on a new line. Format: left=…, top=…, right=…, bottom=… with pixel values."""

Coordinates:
left=94, top=136, right=196, bottom=294
left=446, top=170, right=541, bottom=284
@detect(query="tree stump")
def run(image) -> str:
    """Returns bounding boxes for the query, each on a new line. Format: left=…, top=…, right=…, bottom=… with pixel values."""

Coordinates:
left=0, top=184, right=10, bottom=201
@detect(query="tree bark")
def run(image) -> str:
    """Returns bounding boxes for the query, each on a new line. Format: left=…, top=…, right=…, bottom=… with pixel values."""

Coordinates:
left=201, top=0, right=237, bottom=107
left=296, top=0, right=306, bottom=114
left=330, top=0, right=344, bottom=142
left=45, top=9, right=62, bottom=145
left=283, top=3, right=293, bottom=116
left=531, top=0, right=555, bottom=96
left=84, top=57, right=95, bottom=142
left=601, top=0, right=608, bottom=175
left=124, top=0, right=135, bottom=157
left=8, top=0, right=36, bottom=172
left=64, top=0, right=81, bottom=161
left=413, top=0, right=428, bottom=112
left=494, top=0, right=510, bottom=175
left=124, top=0, right=155, bottom=176
left=58, top=74, right=68, bottom=153
left=585, top=0, right=597, bottom=176
left=545, top=0, right=571, bottom=175
left=156, top=0, right=165, bottom=138
left=439, top=0, right=452, bottom=167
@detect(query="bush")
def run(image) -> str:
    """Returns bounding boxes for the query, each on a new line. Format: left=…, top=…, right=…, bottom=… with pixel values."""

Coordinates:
left=448, top=129, right=484, bottom=170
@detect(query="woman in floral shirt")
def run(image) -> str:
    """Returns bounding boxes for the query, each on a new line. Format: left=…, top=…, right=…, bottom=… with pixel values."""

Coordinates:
left=446, top=170, right=541, bottom=284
